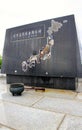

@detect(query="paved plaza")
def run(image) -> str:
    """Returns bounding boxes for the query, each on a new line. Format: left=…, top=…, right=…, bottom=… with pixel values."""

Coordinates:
left=0, top=77, right=82, bottom=130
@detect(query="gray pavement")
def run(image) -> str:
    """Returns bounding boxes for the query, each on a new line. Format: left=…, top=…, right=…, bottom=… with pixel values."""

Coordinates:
left=0, top=77, right=82, bottom=130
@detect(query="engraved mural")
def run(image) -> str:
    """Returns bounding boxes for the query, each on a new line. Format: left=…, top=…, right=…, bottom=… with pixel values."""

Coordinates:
left=22, top=20, right=63, bottom=72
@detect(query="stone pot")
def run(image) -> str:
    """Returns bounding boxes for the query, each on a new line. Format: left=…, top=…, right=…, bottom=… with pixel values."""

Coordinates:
left=10, top=83, right=24, bottom=96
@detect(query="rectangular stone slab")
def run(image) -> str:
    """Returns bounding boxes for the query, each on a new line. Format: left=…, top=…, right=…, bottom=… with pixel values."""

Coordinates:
left=0, top=102, right=64, bottom=130
left=27, top=89, right=77, bottom=99
left=0, top=124, right=13, bottom=130
left=33, top=97, right=82, bottom=117
left=59, top=115, right=82, bottom=130
left=0, top=92, right=44, bottom=107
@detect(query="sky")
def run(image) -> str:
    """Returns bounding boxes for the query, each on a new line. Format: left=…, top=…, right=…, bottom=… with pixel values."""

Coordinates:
left=0, top=0, right=82, bottom=56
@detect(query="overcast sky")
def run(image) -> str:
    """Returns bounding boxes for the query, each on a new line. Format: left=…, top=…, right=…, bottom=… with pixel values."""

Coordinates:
left=0, top=0, right=82, bottom=55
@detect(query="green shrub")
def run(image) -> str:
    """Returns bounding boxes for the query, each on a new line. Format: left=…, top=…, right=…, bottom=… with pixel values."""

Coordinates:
left=0, top=55, right=2, bottom=69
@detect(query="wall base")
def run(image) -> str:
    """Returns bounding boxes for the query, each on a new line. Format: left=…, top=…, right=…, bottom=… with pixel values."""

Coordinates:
left=6, top=74, right=75, bottom=90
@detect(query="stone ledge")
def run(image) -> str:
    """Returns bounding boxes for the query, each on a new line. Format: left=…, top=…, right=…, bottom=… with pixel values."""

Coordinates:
left=0, top=74, right=6, bottom=78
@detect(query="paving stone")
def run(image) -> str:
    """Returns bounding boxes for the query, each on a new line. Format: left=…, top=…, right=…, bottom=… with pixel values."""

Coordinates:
left=0, top=124, right=13, bottom=130
left=0, top=91, right=43, bottom=107
left=26, top=89, right=45, bottom=96
left=76, top=93, right=82, bottom=100
left=59, top=115, right=82, bottom=130
left=33, top=97, right=82, bottom=117
left=44, top=89, right=77, bottom=99
left=0, top=102, right=64, bottom=130
left=27, top=88, right=77, bottom=99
